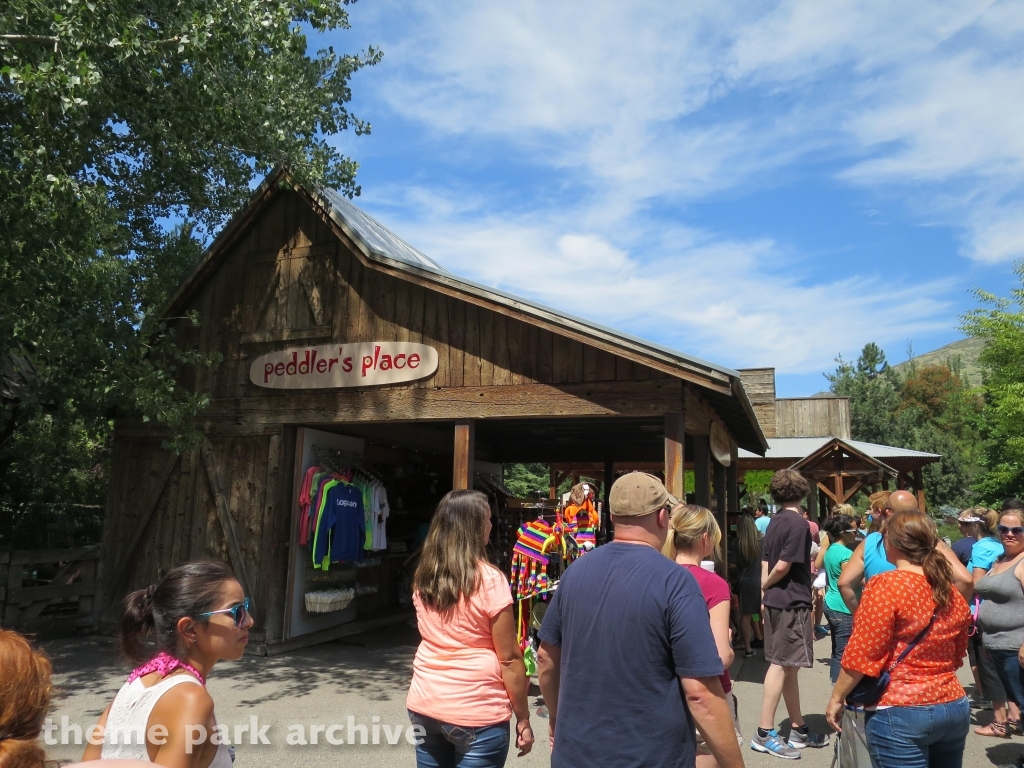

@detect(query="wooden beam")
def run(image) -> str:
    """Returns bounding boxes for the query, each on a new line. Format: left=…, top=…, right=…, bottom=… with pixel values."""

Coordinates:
left=283, top=426, right=305, bottom=641
left=714, top=460, right=728, bottom=573
left=549, top=465, right=557, bottom=500
left=842, top=480, right=864, bottom=504
left=212, top=379, right=687, bottom=426
left=726, top=461, right=739, bottom=514
left=200, top=437, right=254, bottom=602
left=818, top=481, right=839, bottom=505
left=108, top=452, right=180, bottom=595
left=833, top=450, right=844, bottom=509
left=693, top=435, right=710, bottom=507
left=805, top=478, right=818, bottom=522
left=603, top=458, right=613, bottom=539
left=664, top=412, right=685, bottom=499
left=453, top=420, right=475, bottom=490
left=914, top=468, right=926, bottom=512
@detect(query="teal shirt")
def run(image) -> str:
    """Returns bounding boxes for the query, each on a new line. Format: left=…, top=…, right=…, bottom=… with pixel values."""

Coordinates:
left=824, top=542, right=853, bottom=614
left=755, top=515, right=771, bottom=535
left=968, top=536, right=1004, bottom=573
left=863, top=531, right=897, bottom=580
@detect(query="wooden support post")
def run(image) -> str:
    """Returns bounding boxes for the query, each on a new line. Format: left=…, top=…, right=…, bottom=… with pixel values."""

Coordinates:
left=200, top=438, right=254, bottom=603
left=914, top=468, right=926, bottom=512
left=693, top=435, right=710, bottom=507
left=726, top=460, right=739, bottom=514
left=453, top=420, right=476, bottom=491
left=833, top=450, right=844, bottom=510
left=603, top=458, right=613, bottom=541
left=714, top=461, right=728, bottom=573
left=664, top=412, right=685, bottom=499
left=806, top=478, right=818, bottom=522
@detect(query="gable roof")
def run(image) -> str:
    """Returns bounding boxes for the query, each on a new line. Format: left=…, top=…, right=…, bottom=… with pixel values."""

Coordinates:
left=738, top=436, right=939, bottom=461
left=164, top=167, right=768, bottom=454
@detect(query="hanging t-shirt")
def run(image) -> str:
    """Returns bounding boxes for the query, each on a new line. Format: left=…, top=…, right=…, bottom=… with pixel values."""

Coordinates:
left=371, top=482, right=390, bottom=551
left=312, top=481, right=364, bottom=568
left=538, top=542, right=723, bottom=768
left=407, top=564, right=513, bottom=726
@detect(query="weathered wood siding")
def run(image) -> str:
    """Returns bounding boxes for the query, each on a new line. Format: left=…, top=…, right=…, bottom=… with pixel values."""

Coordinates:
left=774, top=397, right=851, bottom=439
left=174, top=190, right=669, bottom=410
left=738, top=368, right=777, bottom=438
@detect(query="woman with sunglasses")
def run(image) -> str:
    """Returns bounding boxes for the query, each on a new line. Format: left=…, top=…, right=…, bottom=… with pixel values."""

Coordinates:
left=82, top=560, right=252, bottom=767
left=976, top=510, right=1024, bottom=745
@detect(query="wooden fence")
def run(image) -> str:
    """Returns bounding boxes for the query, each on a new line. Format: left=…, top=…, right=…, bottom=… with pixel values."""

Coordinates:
left=0, top=545, right=102, bottom=636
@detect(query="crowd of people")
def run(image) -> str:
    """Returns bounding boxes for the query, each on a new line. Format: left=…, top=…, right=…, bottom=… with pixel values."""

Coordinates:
left=2, top=472, right=1024, bottom=768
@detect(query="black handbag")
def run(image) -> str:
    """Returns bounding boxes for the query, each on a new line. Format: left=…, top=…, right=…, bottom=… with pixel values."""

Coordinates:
left=845, top=610, right=938, bottom=707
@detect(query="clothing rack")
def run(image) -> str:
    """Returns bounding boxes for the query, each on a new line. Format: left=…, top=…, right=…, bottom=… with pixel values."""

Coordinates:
left=311, top=445, right=383, bottom=483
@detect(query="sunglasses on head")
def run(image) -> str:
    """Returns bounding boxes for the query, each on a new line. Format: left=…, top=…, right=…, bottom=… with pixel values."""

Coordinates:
left=196, top=597, right=250, bottom=627
left=998, top=525, right=1024, bottom=538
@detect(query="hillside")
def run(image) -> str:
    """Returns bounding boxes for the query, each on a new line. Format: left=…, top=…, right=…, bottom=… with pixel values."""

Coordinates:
left=894, top=337, right=985, bottom=386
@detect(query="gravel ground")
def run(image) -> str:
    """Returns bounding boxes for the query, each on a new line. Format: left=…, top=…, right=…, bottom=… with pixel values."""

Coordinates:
left=42, top=626, right=1022, bottom=767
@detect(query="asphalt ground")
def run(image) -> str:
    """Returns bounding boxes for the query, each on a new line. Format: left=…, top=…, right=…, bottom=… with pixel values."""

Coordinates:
left=42, top=625, right=1022, bottom=767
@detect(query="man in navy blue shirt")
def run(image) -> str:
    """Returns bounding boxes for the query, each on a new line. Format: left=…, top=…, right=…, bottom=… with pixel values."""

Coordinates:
left=537, top=472, right=744, bottom=768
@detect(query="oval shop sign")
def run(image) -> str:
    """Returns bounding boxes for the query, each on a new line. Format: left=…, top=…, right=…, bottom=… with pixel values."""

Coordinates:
left=250, top=343, right=438, bottom=389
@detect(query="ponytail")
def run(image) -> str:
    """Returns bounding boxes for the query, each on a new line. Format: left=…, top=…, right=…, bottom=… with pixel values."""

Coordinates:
left=117, top=561, right=237, bottom=664
left=884, top=510, right=955, bottom=608
left=922, top=547, right=954, bottom=608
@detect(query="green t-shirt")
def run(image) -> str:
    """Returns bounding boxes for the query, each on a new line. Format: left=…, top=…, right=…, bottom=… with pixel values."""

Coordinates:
left=824, top=541, right=853, bottom=614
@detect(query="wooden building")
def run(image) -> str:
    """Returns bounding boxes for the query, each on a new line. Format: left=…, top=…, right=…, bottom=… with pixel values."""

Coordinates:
left=100, top=167, right=767, bottom=655
left=736, top=369, right=939, bottom=516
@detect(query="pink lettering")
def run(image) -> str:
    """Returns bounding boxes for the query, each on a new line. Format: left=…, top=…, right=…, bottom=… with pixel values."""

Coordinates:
left=328, top=358, right=338, bottom=371
left=408, top=353, right=420, bottom=369
left=264, top=363, right=274, bottom=383
left=316, top=358, right=327, bottom=373
left=394, top=354, right=406, bottom=369
left=362, top=356, right=374, bottom=376
left=343, top=357, right=353, bottom=372
left=380, top=354, right=392, bottom=371
left=274, top=362, right=286, bottom=376
left=285, top=351, right=298, bottom=376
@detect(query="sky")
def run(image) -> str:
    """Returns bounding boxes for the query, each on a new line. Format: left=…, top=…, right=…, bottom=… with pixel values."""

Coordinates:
left=314, top=0, right=1024, bottom=396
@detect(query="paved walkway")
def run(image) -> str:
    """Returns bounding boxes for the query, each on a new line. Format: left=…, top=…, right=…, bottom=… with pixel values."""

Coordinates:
left=43, top=628, right=1021, bottom=766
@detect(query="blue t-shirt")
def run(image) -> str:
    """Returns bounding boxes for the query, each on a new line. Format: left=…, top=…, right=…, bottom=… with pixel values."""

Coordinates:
left=538, top=542, right=723, bottom=768
left=862, top=531, right=896, bottom=581
left=312, top=482, right=364, bottom=568
left=968, top=537, right=1004, bottom=573
left=755, top=515, right=771, bottom=535
left=951, top=537, right=975, bottom=567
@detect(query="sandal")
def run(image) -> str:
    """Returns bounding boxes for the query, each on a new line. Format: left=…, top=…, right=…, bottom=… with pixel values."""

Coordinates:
left=974, top=721, right=1011, bottom=738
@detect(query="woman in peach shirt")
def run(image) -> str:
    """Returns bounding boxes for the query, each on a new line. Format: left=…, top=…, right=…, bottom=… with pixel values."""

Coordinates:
left=407, top=490, right=534, bottom=767
left=826, top=510, right=972, bottom=768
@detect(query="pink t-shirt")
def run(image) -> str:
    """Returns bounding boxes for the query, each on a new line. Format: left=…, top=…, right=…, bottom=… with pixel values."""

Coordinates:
left=406, top=564, right=514, bottom=726
left=679, top=564, right=733, bottom=694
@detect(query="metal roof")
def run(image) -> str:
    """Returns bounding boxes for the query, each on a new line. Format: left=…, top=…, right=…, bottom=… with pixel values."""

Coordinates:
left=738, top=437, right=939, bottom=460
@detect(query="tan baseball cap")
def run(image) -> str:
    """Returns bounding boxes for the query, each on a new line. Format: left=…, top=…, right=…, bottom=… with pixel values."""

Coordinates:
left=609, top=472, right=678, bottom=517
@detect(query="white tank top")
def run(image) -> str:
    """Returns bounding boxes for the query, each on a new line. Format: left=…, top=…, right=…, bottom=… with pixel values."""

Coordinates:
left=101, top=674, right=234, bottom=767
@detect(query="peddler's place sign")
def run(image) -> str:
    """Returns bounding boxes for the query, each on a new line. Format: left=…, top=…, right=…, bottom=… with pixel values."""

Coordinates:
left=250, top=343, right=439, bottom=389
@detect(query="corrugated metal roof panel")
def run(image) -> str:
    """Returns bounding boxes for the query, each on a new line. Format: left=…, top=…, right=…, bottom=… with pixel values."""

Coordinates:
left=738, top=437, right=939, bottom=460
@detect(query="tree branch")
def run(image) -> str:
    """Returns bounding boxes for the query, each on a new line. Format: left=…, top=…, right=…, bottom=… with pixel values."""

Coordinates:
left=0, top=34, right=60, bottom=45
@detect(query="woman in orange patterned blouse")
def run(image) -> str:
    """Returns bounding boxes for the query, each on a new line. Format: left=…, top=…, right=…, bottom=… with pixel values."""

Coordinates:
left=826, top=510, right=972, bottom=768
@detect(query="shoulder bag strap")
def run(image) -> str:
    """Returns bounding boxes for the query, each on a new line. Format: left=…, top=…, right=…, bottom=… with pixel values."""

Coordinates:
left=887, top=609, right=938, bottom=672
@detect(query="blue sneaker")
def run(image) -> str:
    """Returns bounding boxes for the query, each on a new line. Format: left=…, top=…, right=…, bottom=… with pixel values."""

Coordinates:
left=751, top=729, right=801, bottom=759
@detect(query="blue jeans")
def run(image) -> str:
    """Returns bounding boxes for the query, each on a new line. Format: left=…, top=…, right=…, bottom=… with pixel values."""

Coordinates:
left=407, top=711, right=510, bottom=768
left=864, top=697, right=969, bottom=768
left=824, top=607, right=854, bottom=684
left=988, top=649, right=1024, bottom=708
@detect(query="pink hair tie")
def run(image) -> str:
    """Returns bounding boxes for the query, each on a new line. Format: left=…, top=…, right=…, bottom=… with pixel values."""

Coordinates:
left=127, top=651, right=206, bottom=686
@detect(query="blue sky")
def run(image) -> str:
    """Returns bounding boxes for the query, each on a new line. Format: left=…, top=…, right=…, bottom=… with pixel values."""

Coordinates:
left=314, top=0, right=1024, bottom=396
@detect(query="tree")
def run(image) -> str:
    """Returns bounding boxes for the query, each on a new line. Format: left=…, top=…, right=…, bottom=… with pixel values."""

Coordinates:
left=961, top=260, right=1024, bottom=501
left=0, top=0, right=379, bottom=544
left=825, top=343, right=901, bottom=445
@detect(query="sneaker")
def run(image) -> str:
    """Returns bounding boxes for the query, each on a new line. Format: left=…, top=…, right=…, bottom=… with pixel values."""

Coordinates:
left=813, top=625, right=830, bottom=639
left=744, top=649, right=757, bottom=657
left=751, top=729, right=801, bottom=759
left=787, top=728, right=830, bottom=749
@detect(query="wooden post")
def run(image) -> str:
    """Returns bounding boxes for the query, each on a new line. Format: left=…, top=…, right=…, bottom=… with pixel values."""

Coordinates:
left=549, top=465, right=557, bottom=500
left=664, top=412, right=685, bottom=499
left=833, top=450, right=844, bottom=510
left=914, top=468, right=926, bottom=513
left=693, top=435, right=710, bottom=507
left=806, top=477, right=818, bottom=522
left=603, top=458, right=613, bottom=541
left=453, top=420, right=476, bottom=491
left=714, top=460, right=728, bottom=573
left=726, top=460, right=739, bottom=514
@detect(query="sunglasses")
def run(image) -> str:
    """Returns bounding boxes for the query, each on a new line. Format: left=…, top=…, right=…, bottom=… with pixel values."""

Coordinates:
left=843, top=528, right=858, bottom=534
left=998, top=525, right=1024, bottom=538
left=196, top=597, right=250, bottom=627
